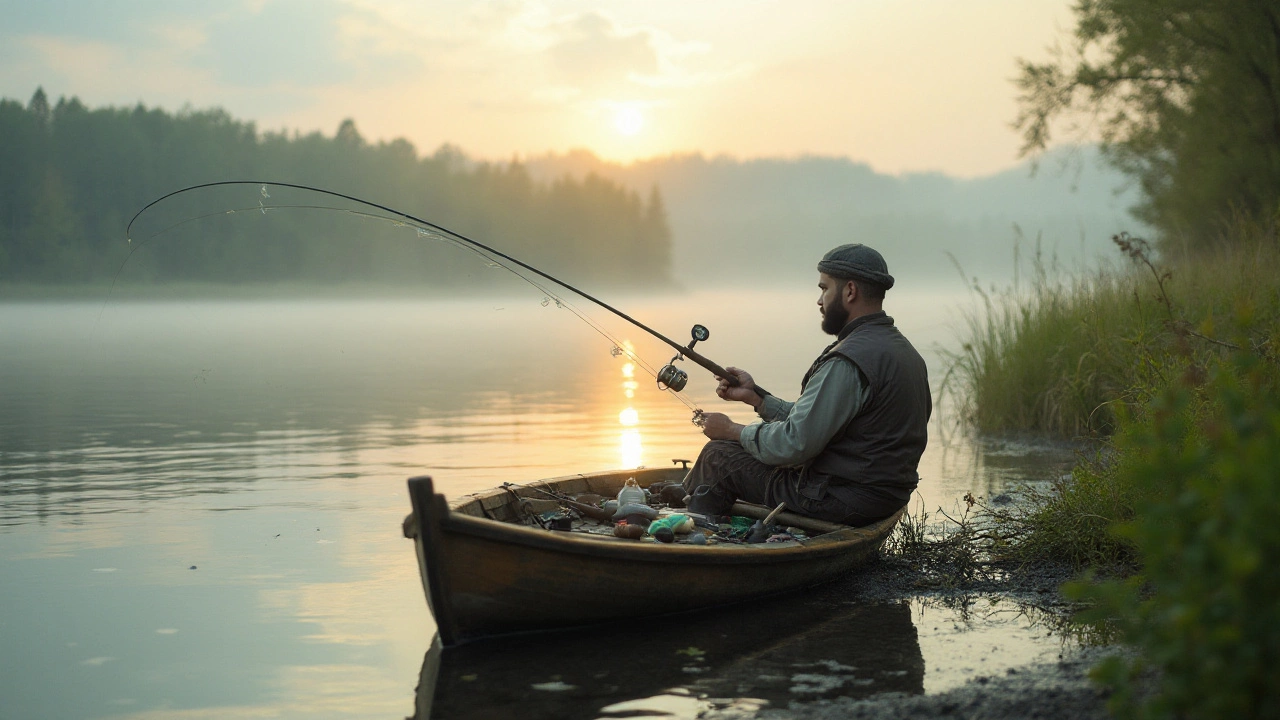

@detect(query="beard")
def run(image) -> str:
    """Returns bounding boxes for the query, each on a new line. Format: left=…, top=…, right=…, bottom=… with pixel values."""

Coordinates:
left=821, top=302, right=850, bottom=335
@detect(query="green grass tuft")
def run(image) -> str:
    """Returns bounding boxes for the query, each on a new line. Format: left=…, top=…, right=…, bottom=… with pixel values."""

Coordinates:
left=943, top=228, right=1280, bottom=438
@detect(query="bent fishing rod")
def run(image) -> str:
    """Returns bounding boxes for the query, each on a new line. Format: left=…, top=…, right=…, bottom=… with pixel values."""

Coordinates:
left=127, top=180, right=768, bottom=398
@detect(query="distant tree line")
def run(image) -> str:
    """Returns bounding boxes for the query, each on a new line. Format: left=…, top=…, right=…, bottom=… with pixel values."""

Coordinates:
left=0, top=88, right=672, bottom=287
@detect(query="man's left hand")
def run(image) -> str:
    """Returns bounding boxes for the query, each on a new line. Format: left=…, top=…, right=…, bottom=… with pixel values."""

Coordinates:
left=700, top=412, right=744, bottom=441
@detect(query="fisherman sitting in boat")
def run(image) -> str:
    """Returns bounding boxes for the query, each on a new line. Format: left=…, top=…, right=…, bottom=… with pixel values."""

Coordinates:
left=684, top=243, right=931, bottom=527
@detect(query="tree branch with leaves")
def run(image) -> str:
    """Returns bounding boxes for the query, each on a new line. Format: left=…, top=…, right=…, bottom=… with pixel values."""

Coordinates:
left=1014, top=0, right=1280, bottom=247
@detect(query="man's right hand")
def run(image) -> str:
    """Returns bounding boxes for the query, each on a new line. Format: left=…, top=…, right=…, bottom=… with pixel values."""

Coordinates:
left=715, top=366, right=761, bottom=409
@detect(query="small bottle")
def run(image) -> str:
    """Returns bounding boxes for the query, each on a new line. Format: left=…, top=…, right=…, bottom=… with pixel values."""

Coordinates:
left=616, top=477, right=646, bottom=507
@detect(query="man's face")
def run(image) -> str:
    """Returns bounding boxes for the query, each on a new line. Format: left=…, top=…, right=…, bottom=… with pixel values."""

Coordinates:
left=817, top=273, right=850, bottom=335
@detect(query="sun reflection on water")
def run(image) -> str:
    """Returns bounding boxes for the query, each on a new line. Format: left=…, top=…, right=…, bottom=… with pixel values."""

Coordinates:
left=620, top=430, right=642, bottom=468
left=618, top=356, right=643, bottom=467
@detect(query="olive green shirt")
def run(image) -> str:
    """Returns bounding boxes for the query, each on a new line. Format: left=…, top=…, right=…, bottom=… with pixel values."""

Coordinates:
left=738, top=357, right=867, bottom=466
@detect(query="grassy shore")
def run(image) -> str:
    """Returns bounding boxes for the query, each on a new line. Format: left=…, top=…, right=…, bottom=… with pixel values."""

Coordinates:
left=945, top=232, right=1280, bottom=438
left=942, top=225, right=1280, bottom=717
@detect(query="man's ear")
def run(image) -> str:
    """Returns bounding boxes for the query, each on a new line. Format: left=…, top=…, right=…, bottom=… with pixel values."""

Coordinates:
left=844, top=279, right=859, bottom=304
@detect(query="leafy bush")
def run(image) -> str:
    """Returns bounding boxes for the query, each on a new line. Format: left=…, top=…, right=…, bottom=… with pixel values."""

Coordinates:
left=1068, top=354, right=1280, bottom=718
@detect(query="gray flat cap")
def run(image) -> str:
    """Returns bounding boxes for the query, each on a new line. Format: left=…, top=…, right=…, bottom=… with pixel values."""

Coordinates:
left=817, top=243, right=894, bottom=290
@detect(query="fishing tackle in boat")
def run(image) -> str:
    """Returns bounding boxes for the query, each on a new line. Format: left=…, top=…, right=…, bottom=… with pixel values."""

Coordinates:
left=125, top=181, right=766, bottom=419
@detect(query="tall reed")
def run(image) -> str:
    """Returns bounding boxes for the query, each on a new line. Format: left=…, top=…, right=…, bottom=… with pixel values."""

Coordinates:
left=943, top=227, right=1280, bottom=439
left=945, top=223, right=1280, bottom=570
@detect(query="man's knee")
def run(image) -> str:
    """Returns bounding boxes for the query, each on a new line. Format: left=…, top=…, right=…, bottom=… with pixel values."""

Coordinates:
left=684, top=440, right=739, bottom=494
left=685, top=443, right=739, bottom=515
left=696, top=439, right=741, bottom=462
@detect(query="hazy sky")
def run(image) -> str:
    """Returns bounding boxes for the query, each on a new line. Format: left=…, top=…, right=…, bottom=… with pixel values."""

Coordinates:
left=0, top=0, right=1075, bottom=176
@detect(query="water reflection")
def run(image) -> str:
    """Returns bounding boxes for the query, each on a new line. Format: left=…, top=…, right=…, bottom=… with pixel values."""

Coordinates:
left=619, top=428, right=643, bottom=469
left=0, top=293, right=1075, bottom=522
left=0, top=293, right=1077, bottom=718
left=415, top=595, right=925, bottom=719
left=618, top=362, right=644, bottom=468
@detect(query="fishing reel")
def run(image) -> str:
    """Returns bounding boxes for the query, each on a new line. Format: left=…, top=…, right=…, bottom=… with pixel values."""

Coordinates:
left=656, top=324, right=710, bottom=392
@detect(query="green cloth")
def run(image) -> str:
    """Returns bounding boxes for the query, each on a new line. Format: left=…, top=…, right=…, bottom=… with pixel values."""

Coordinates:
left=646, top=514, right=692, bottom=535
left=738, top=357, right=866, bottom=466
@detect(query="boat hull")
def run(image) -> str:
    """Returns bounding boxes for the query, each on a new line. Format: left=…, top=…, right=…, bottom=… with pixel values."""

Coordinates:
left=405, top=468, right=902, bottom=645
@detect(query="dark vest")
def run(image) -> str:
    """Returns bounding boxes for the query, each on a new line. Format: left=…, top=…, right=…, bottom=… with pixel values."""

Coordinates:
left=798, top=312, right=931, bottom=498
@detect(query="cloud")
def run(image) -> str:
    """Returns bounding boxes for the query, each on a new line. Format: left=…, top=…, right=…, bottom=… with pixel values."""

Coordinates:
left=195, top=0, right=424, bottom=89
left=1, top=0, right=425, bottom=101
left=0, top=0, right=757, bottom=165
left=196, top=1, right=356, bottom=87
left=535, top=10, right=748, bottom=97
left=0, top=0, right=182, bottom=44
left=9, top=34, right=214, bottom=103
left=546, top=12, right=659, bottom=89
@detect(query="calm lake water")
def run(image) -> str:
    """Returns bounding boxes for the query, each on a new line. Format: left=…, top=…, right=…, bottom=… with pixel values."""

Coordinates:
left=0, top=288, right=1076, bottom=719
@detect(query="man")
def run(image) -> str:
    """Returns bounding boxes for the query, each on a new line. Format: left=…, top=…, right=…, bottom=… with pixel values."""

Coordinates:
left=684, top=243, right=931, bottom=526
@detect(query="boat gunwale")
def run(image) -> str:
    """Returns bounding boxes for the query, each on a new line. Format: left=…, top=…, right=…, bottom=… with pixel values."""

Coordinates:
left=430, top=467, right=903, bottom=565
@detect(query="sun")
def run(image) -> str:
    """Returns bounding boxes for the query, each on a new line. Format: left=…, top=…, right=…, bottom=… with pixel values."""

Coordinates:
left=613, top=105, right=645, bottom=136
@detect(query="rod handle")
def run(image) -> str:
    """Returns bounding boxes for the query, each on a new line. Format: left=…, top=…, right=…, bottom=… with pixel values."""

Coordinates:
left=682, top=346, right=770, bottom=398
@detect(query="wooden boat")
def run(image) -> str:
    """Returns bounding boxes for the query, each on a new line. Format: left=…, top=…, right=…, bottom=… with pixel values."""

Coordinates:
left=403, top=466, right=904, bottom=646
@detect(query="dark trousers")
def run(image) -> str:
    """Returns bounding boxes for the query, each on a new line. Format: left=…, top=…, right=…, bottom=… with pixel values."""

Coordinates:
left=681, top=440, right=906, bottom=527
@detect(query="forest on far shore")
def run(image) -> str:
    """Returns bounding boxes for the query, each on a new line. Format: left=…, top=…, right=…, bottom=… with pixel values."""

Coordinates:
left=0, top=88, right=673, bottom=288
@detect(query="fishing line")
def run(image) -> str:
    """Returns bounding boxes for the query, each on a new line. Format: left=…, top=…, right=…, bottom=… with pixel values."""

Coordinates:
left=122, top=185, right=712, bottom=417
left=128, top=181, right=762, bottom=400
left=121, top=201, right=675, bottom=392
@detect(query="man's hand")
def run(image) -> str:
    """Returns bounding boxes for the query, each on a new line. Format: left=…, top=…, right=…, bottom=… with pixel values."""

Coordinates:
left=699, top=412, right=744, bottom=441
left=716, top=367, right=761, bottom=409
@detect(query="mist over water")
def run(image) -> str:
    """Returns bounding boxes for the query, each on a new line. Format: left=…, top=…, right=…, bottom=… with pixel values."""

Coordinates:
left=0, top=289, right=1075, bottom=718
left=528, top=146, right=1146, bottom=289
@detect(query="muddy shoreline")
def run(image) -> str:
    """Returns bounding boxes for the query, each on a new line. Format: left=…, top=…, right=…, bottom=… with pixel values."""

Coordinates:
left=709, top=555, right=1135, bottom=720
left=705, top=644, right=1125, bottom=720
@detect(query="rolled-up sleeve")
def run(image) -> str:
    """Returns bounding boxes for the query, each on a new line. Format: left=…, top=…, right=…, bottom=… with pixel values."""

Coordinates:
left=738, top=359, right=865, bottom=466
left=756, top=394, right=793, bottom=421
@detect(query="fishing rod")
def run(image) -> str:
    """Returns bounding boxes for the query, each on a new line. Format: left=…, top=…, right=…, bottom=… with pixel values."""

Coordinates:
left=127, top=180, right=768, bottom=399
